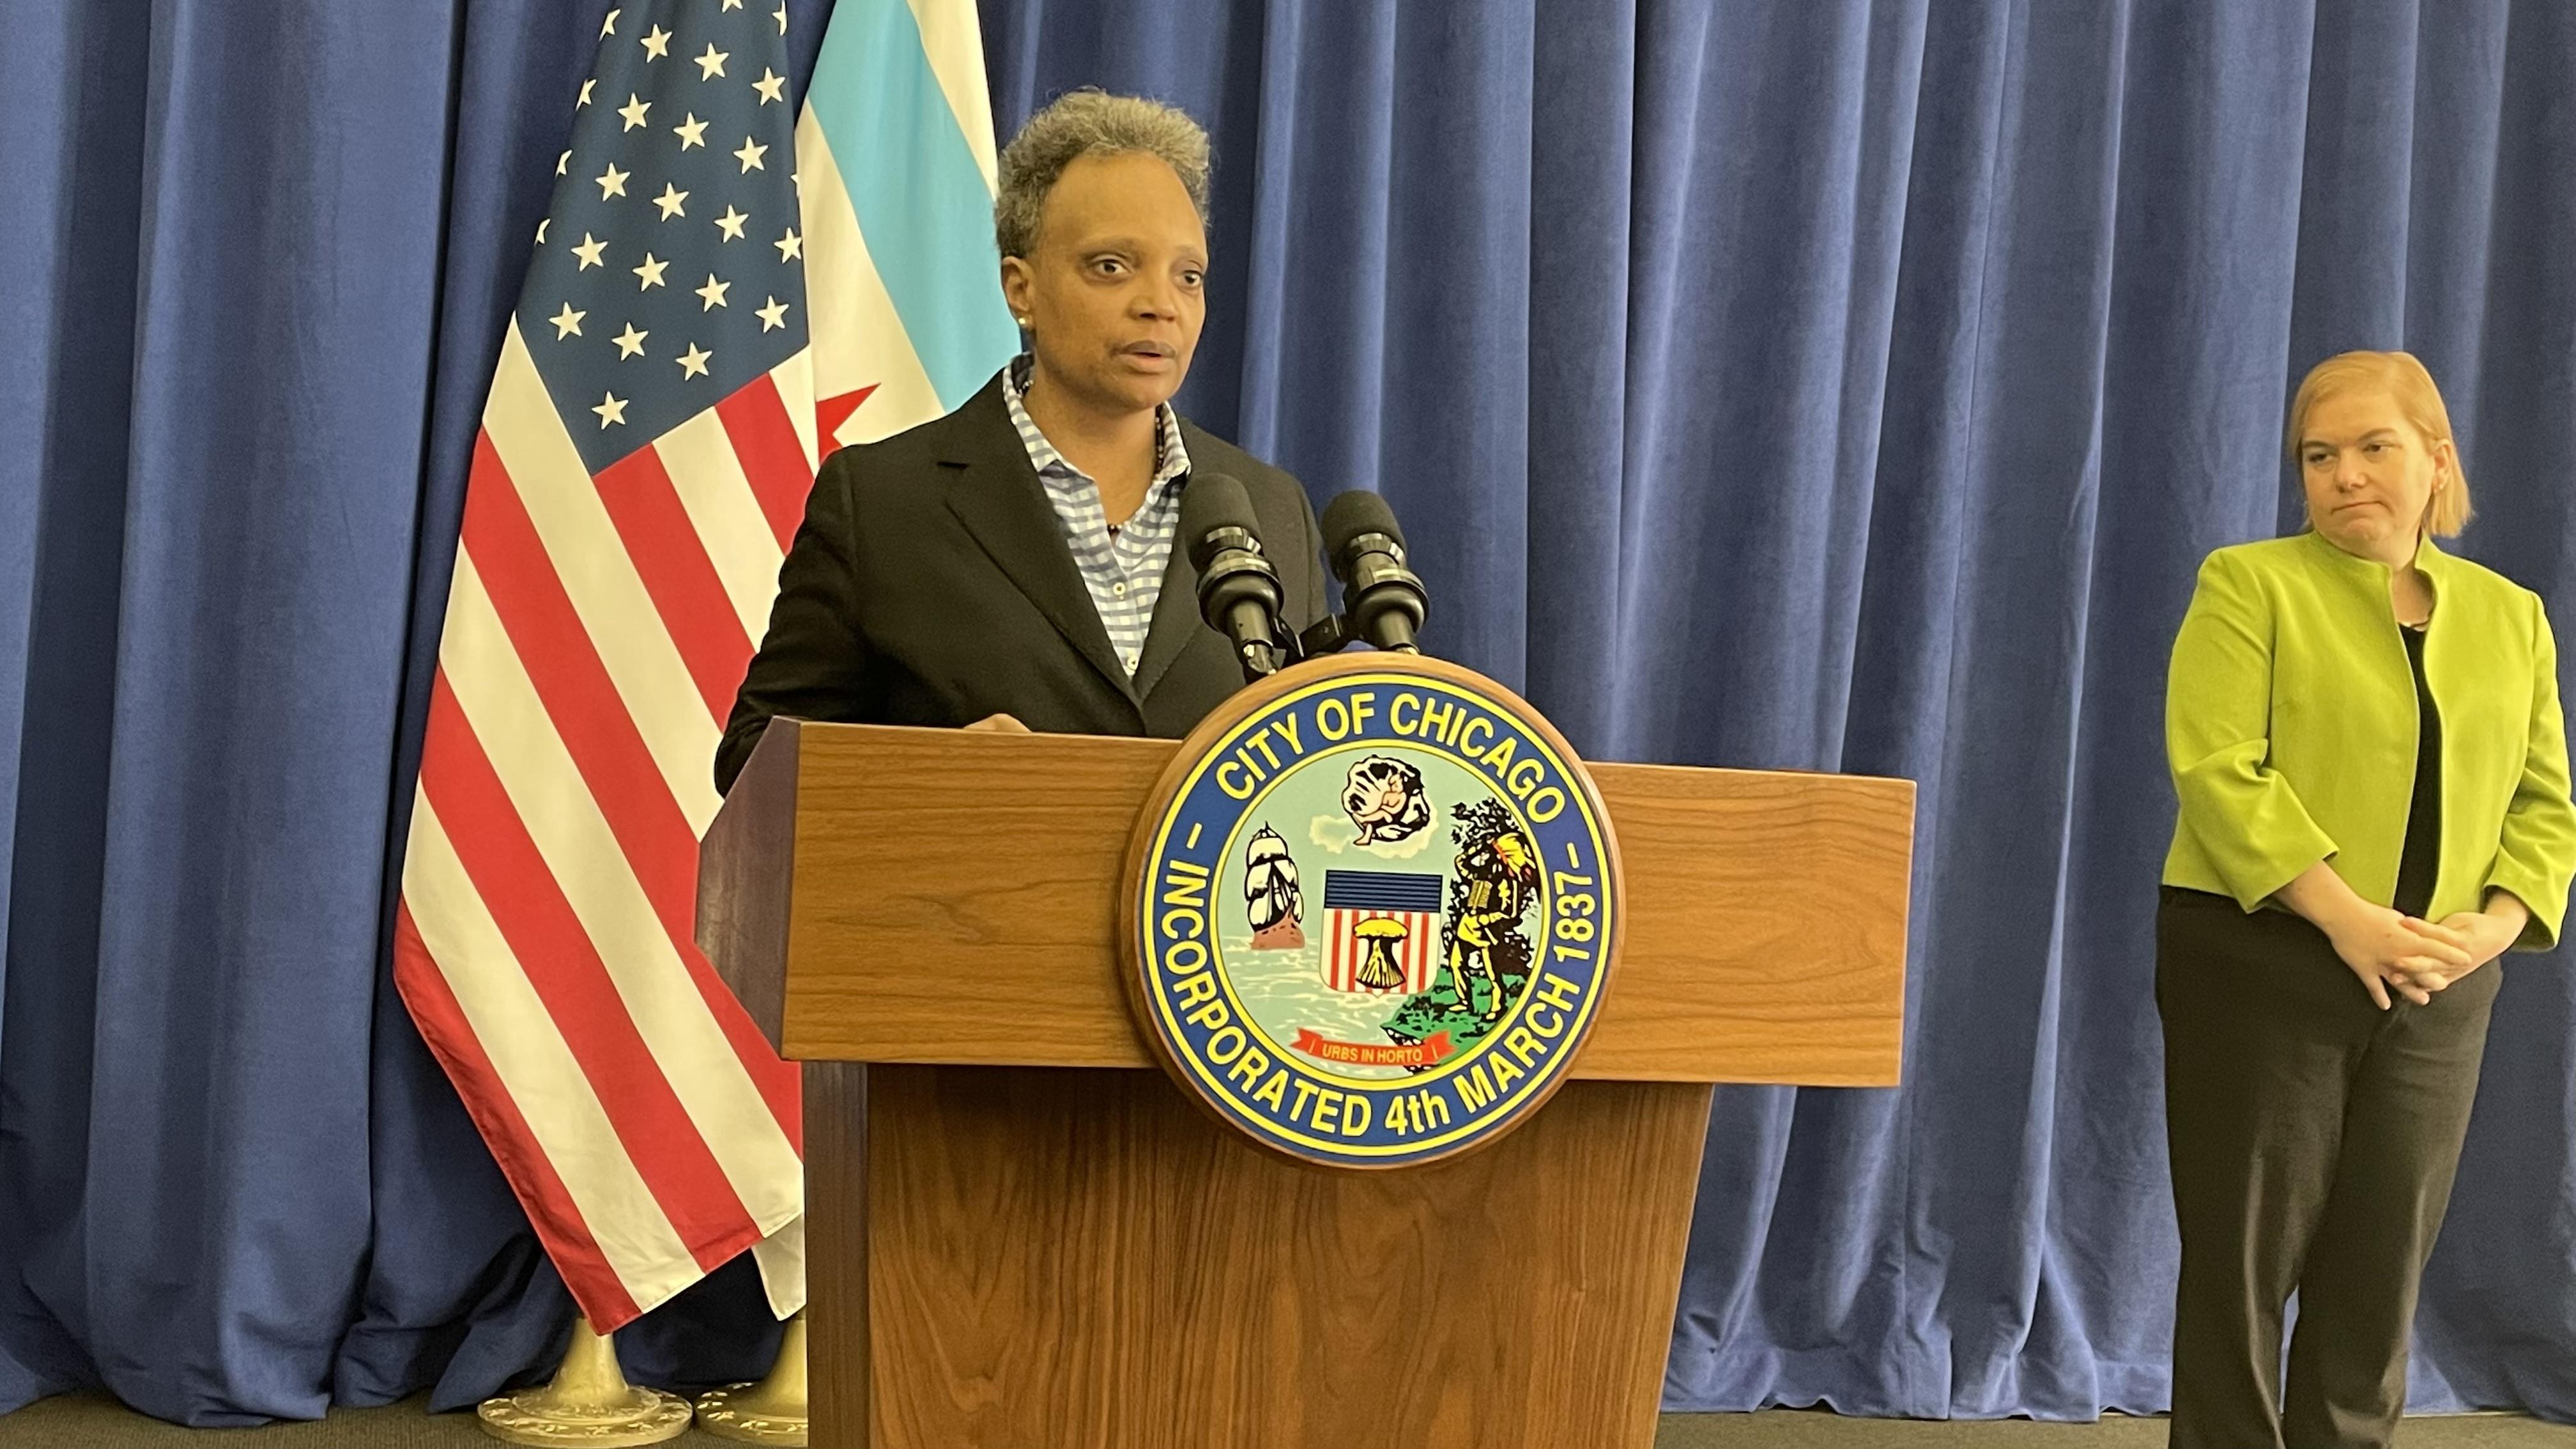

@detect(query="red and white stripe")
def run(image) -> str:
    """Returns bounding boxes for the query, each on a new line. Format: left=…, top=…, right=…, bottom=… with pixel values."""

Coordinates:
left=1322, top=909, right=1441, bottom=995
left=392, top=319, right=828, bottom=1330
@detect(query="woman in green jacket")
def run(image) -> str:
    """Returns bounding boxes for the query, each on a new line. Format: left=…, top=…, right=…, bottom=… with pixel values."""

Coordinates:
left=2160, top=349, right=2576, bottom=1449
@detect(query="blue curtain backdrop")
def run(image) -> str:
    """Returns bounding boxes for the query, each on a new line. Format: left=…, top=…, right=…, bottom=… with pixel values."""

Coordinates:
left=4, top=0, right=2573, bottom=1427
left=0, top=0, right=824, bottom=1423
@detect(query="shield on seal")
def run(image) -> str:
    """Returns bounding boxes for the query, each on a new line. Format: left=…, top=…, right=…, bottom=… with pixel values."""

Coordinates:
left=1321, top=870, right=1443, bottom=994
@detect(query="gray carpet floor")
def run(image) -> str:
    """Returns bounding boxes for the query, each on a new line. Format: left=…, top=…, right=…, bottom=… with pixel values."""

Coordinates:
left=3, top=1393, right=2573, bottom=1448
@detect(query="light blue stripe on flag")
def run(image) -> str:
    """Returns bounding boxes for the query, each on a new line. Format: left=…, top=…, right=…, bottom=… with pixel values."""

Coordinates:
left=805, top=0, right=1019, bottom=411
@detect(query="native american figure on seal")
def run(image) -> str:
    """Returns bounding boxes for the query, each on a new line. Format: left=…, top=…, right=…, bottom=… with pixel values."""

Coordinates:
left=1446, top=804, right=1540, bottom=1023
left=1341, top=755, right=1432, bottom=846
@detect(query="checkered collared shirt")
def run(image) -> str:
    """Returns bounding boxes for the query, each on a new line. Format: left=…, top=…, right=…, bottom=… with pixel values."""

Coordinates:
left=1003, top=354, right=1192, bottom=678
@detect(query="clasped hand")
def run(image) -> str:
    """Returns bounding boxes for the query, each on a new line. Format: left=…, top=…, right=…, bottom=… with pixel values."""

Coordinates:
left=2324, top=906, right=2513, bottom=1009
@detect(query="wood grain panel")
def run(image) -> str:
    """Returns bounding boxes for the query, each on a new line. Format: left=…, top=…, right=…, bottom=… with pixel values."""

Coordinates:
left=762, top=724, right=1912, bottom=1085
left=856, top=1066, right=1714, bottom=1449
left=779, top=725, right=1169, bottom=1066
left=806, top=1062, right=871, bottom=1449
left=1583, top=760, right=1913, bottom=1085
left=696, top=718, right=801, bottom=1046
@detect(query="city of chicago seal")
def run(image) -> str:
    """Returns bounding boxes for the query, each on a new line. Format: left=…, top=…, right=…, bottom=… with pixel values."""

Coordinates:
left=1124, top=654, right=1622, bottom=1168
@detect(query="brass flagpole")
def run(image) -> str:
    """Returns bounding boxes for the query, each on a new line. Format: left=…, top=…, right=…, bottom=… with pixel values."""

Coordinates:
left=693, top=1309, right=808, bottom=1445
left=476, top=1317, right=693, bottom=1446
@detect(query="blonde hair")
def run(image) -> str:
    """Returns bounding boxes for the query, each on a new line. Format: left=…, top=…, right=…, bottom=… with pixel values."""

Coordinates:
left=2285, top=349, right=2472, bottom=537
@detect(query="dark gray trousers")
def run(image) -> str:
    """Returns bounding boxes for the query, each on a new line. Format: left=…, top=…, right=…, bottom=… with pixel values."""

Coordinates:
left=2157, top=887, right=2501, bottom=1449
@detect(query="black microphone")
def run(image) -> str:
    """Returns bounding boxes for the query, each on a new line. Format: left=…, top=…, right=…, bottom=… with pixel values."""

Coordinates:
left=1319, top=490, right=1427, bottom=652
left=1181, top=472, right=1289, bottom=682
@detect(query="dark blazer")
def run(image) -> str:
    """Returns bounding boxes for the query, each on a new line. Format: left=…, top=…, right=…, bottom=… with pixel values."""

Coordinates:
left=715, top=372, right=1329, bottom=793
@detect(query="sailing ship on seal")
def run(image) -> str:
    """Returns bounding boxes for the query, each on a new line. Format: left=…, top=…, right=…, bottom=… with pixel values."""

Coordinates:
left=1243, top=825, right=1306, bottom=949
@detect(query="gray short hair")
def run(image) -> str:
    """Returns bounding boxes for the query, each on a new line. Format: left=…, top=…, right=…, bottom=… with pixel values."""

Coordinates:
left=993, top=90, right=1211, bottom=261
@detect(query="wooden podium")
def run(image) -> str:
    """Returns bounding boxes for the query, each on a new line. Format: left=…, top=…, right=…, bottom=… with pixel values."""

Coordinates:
left=698, top=713, right=1912, bottom=1449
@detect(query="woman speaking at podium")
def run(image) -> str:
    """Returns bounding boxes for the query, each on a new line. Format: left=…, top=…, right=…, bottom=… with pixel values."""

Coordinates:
left=714, top=91, right=1326, bottom=794
left=2157, top=350, right=2576, bottom=1449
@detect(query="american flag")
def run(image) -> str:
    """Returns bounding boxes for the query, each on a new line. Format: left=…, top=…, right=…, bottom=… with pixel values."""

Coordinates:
left=1321, top=871, right=1446, bottom=995
left=393, top=0, right=840, bottom=1331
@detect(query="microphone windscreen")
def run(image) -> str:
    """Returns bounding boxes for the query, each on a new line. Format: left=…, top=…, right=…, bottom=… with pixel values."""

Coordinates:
left=1320, top=489, right=1406, bottom=561
left=1181, top=472, right=1262, bottom=571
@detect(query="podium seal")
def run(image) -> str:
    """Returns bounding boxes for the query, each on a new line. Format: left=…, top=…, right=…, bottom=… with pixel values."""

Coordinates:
left=1124, top=654, right=1622, bottom=1167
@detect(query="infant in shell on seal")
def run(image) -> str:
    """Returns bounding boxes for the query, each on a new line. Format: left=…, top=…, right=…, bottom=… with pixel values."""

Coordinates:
left=1340, top=755, right=1430, bottom=846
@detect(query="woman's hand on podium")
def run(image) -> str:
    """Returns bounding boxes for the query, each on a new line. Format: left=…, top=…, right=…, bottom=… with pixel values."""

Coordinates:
left=964, top=713, right=1032, bottom=733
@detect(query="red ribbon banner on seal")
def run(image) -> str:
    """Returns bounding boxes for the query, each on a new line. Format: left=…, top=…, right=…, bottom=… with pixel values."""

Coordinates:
left=1291, top=1029, right=1456, bottom=1068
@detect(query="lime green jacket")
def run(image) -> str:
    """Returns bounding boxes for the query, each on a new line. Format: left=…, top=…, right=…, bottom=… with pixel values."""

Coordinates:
left=2164, top=530, right=2576, bottom=949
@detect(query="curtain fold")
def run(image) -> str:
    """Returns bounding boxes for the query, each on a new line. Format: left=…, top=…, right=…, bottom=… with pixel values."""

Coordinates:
left=0, top=0, right=820, bottom=1422
left=3, top=0, right=2572, bottom=1425
left=0, top=0, right=466, bottom=1424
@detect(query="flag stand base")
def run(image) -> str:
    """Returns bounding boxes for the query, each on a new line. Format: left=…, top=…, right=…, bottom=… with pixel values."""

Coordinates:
left=477, top=1317, right=692, bottom=1446
left=693, top=1311, right=808, bottom=1445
